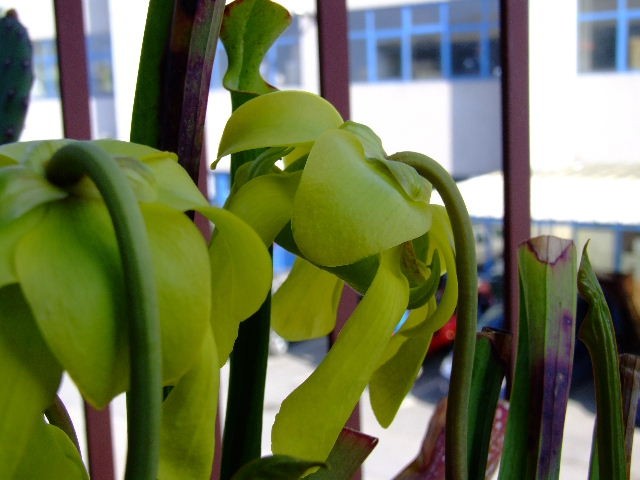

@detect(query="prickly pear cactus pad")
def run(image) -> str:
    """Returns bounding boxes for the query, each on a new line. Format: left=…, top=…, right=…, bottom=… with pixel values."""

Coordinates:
left=0, top=10, right=34, bottom=145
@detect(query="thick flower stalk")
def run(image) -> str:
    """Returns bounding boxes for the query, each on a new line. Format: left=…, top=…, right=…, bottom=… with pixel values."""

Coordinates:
left=0, top=139, right=272, bottom=478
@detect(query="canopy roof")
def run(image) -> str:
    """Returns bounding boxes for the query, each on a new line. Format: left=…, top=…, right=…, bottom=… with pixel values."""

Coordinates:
left=452, top=163, right=640, bottom=227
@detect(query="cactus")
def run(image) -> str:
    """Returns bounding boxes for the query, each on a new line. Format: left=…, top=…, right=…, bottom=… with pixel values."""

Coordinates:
left=0, top=9, right=33, bottom=144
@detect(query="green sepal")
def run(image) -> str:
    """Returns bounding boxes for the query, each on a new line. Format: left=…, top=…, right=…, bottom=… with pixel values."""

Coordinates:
left=216, top=91, right=343, bottom=161
left=0, top=284, right=62, bottom=478
left=225, top=170, right=300, bottom=245
left=0, top=139, right=71, bottom=172
left=272, top=247, right=409, bottom=461
left=93, top=139, right=210, bottom=211
left=199, top=205, right=273, bottom=366
left=292, top=129, right=431, bottom=267
left=340, top=121, right=432, bottom=203
left=0, top=165, right=67, bottom=225
left=231, top=455, right=326, bottom=480
left=159, top=326, right=219, bottom=480
left=13, top=420, right=88, bottom=480
left=272, top=257, right=344, bottom=341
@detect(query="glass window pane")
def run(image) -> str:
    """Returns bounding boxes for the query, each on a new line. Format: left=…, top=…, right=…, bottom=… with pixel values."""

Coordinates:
left=579, top=20, right=617, bottom=71
left=412, top=4, right=439, bottom=25
left=87, top=35, right=113, bottom=96
left=32, top=39, right=59, bottom=98
left=350, top=38, right=368, bottom=81
left=579, top=0, right=617, bottom=12
left=375, top=7, right=402, bottom=29
left=451, top=32, right=480, bottom=76
left=629, top=20, right=640, bottom=70
left=412, top=34, right=441, bottom=78
left=272, top=43, right=300, bottom=85
left=349, top=10, right=366, bottom=31
left=450, top=1, right=483, bottom=24
left=489, top=31, right=501, bottom=76
left=488, top=0, right=500, bottom=22
left=377, top=39, right=402, bottom=79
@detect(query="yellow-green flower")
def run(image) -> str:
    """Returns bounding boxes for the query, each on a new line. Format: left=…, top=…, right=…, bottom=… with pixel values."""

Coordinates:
left=0, top=139, right=272, bottom=478
left=216, top=90, right=457, bottom=462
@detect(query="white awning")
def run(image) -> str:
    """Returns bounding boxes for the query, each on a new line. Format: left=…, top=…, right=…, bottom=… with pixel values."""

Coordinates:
left=451, top=163, right=640, bottom=227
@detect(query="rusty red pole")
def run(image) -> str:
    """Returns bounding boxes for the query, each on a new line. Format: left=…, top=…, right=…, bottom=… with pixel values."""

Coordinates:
left=315, top=2, right=364, bottom=478
left=53, top=1, right=116, bottom=478
left=500, top=0, right=531, bottom=382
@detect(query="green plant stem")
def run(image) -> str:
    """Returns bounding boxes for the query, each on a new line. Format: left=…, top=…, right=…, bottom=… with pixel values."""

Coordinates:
left=46, top=142, right=162, bottom=480
left=391, top=152, right=477, bottom=480
left=220, top=291, right=272, bottom=480
left=44, top=395, right=81, bottom=454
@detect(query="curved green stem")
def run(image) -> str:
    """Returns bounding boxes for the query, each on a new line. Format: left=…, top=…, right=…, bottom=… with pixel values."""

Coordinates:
left=391, top=152, right=477, bottom=480
left=46, top=142, right=162, bottom=480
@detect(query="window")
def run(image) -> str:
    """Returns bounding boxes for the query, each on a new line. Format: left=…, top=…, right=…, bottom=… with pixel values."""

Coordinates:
left=578, top=0, right=640, bottom=72
left=262, top=17, right=301, bottom=86
left=32, top=35, right=114, bottom=99
left=348, top=0, right=500, bottom=83
left=32, top=39, right=59, bottom=98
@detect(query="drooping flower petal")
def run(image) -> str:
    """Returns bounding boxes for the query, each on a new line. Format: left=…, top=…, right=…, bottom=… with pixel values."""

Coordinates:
left=200, top=205, right=273, bottom=366
left=159, top=326, right=219, bottom=480
left=292, top=129, right=431, bottom=266
left=0, top=207, right=45, bottom=287
left=0, top=284, right=62, bottom=478
left=12, top=418, right=88, bottom=479
left=272, top=247, right=409, bottom=461
left=272, top=257, right=344, bottom=341
left=216, top=90, right=343, bottom=160
left=369, top=301, right=434, bottom=427
left=15, top=199, right=128, bottom=406
left=16, top=199, right=212, bottom=406
left=142, top=203, right=211, bottom=385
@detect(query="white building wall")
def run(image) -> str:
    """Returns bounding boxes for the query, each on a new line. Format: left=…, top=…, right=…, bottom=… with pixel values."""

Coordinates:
left=4, top=0, right=640, bottom=172
left=574, top=74, right=640, bottom=165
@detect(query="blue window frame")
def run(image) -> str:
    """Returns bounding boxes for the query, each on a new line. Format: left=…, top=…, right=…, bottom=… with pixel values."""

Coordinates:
left=32, top=35, right=114, bottom=99
left=348, top=0, right=500, bottom=83
left=578, top=0, right=640, bottom=72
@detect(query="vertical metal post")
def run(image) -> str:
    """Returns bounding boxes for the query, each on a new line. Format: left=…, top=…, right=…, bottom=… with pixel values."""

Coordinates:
left=316, top=3, right=362, bottom=477
left=317, top=0, right=351, bottom=118
left=500, top=0, right=531, bottom=376
left=53, top=1, right=116, bottom=478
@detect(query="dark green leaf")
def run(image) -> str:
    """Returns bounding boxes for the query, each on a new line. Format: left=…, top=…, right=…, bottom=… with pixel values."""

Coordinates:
left=499, top=236, right=577, bottom=480
left=577, top=247, right=626, bottom=480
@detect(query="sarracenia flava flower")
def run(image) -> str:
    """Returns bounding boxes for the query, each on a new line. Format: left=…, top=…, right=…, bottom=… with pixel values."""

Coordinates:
left=215, top=90, right=459, bottom=461
left=0, top=139, right=272, bottom=478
